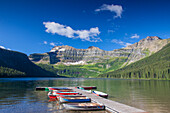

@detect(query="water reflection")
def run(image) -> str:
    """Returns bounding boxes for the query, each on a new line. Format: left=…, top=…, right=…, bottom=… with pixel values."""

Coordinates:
left=0, top=78, right=170, bottom=113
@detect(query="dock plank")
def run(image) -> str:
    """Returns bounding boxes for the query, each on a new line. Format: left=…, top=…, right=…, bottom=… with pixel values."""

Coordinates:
left=70, top=87, right=147, bottom=113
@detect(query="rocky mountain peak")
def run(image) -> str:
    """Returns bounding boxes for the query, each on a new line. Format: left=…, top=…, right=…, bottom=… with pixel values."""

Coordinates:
left=146, top=36, right=161, bottom=40
left=124, top=36, right=163, bottom=49
left=87, top=46, right=101, bottom=50
left=50, top=45, right=102, bottom=52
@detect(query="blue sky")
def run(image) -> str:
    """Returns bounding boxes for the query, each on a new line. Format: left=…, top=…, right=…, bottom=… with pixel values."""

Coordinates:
left=0, top=0, right=170, bottom=55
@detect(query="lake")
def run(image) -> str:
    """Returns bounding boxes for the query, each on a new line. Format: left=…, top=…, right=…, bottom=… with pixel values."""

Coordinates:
left=0, top=78, right=170, bottom=113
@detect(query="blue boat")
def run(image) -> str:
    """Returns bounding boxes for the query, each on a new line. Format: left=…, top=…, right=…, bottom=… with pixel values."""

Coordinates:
left=59, top=96, right=91, bottom=103
left=48, top=87, right=72, bottom=90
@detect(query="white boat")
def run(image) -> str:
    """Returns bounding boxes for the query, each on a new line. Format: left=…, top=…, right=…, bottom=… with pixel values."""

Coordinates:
left=63, top=103, right=105, bottom=110
left=92, top=90, right=108, bottom=98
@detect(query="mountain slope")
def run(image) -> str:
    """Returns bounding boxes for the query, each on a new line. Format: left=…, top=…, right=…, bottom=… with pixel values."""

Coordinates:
left=0, top=66, right=25, bottom=77
left=98, top=43, right=170, bottom=79
left=29, top=36, right=169, bottom=66
left=28, top=36, right=169, bottom=78
left=0, top=48, right=57, bottom=77
left=46, top=57, right=128, bottom=78
left=123, top=36, right=169, bottom=65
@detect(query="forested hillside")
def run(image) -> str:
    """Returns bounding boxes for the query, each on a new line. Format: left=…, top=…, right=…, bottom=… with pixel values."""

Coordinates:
left=0, top=48, right=57, bottom=77
left=98, top=43, right=170, bottom=79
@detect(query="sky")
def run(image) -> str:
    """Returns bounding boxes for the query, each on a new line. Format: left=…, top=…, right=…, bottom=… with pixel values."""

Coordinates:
left=0, top=0, right=170, bottom=55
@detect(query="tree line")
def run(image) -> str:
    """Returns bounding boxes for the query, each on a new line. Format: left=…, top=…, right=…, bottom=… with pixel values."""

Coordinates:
left=98, top=43, right=170, bottom=80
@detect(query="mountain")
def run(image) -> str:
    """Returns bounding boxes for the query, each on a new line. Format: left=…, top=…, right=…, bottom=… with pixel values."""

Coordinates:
left=28, top=36, right=169, bottom=78
left=98, top=43, right=170, bottom=79
left=123, top=36, right=169, bottom=65
left=0, top=48, right=57, bottom=77
left=29, top=36, right=169, bottom=65
left=2, top=36, right=168, bottom=78
left=29, top=45, right=131, bottom=64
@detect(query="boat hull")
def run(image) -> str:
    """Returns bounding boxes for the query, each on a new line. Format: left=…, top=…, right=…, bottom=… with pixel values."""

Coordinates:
left=48, top=92, right=57, bottom=99
left=63, top=103, right=105, bottom=110
left=48, top=87, right=72, bottom=91
left=36, top=87, right=49, bottom=91
left=76, top=86, right=97, bottom=90
left=59, top=97, right=91, bottom=103
left=92, top=91, right=108, bottom=98
left=57, top=95, right=86, bottom=99
left=49, top=95, right=57, bottom=99
left=56, top=92, right=79, bottom=95
left=53, top=90, right=74, bottom=92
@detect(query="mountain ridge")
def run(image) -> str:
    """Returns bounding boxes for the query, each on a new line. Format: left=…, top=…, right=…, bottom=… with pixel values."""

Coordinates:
left=0, top=36, right=169, bottom=78
left=99, top=43, right=170, bottom=79
left=29, top=36, right=169, bottom=65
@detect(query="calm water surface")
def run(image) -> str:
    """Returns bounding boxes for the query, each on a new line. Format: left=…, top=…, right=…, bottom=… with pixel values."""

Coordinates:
left=0, top=78, right=170, bottom=113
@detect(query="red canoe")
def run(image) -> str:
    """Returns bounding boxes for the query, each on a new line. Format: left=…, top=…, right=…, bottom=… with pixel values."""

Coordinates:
left=48, top=92, right=57, bottom=99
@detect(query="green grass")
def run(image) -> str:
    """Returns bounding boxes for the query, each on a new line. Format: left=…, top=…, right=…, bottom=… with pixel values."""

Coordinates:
left=142, top=48, right=150, bottom=56
left=41, top=57, right=128, bottom=78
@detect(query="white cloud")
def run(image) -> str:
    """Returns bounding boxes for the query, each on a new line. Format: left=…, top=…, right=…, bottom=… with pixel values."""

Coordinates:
left=44, top=41, right=63, bottom=46
left=111, top=39, right=131, bottom=47
left=125, top=43, right=132, bottom=46
left=44, top=41, right=47, bottom=44
left=130, top=34, right=140, bottom=39
left=50, top=42, right=56, bottom=46
left=43, top=22, right=101, bottom=42
left=95, top=4, right=123, bottom=18
left=0, top=46, right=5, bottom=49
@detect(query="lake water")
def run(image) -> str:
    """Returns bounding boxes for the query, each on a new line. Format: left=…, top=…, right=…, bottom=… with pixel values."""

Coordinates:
left=0, top=78, right=170, bottom=113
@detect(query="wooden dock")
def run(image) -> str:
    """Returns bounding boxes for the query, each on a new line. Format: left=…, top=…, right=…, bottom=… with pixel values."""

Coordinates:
left=70, top=87, right=147, bottom=113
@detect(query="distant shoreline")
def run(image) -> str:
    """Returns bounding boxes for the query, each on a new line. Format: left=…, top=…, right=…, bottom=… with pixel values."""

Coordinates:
left=0, top=77, right=169, bottom=80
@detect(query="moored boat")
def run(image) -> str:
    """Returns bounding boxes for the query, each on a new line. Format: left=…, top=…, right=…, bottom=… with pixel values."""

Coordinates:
left=63, top=103, right=105, bottom=110
left=59, top=96, right=91, bottom=103
left=54, top=91, right=79, bottom=95
left=92, top=91, right=108, bottom=98
left=48, top=92, right=57, bottom=99
left=48, top=91, right=83, bottom=99
left=58, top=95, right=86, bottom=98
left=57, top=95, right=86, bottom=99
left=53, top=89, right=74, bottom=92
left=76, top=86, right=97, bottom=90
left=36, top=87, right=49, bottom=91
left=48, top=87, right=72, bottom=91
